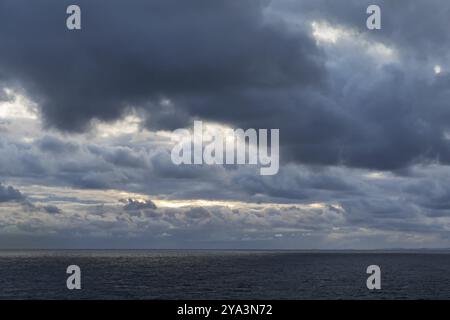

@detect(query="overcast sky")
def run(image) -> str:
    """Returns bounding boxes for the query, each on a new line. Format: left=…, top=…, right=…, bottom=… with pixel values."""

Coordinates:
left=1, top=0, right=450, bottom=249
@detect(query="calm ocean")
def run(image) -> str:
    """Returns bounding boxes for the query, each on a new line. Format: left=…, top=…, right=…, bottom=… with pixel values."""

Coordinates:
left=0, top=250, right=449, bottom=299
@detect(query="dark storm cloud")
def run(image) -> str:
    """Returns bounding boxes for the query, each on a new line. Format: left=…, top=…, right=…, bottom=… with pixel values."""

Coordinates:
left=0, top=0, right=324, bottom=131
left=0, top=183, right=24, bottom=202
left=2, top=0, right=450, bottom=171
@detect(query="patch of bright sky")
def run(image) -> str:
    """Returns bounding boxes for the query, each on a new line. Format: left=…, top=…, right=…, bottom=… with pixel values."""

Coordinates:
left=311, top=20, right=398, bottom=64
left=0, top=88, right=39, bottom=120
left=16, top=183, right=337, bottom=212
left=93, top=114, right=143, bottom=138
left=365, top=171, right=390, bottom=180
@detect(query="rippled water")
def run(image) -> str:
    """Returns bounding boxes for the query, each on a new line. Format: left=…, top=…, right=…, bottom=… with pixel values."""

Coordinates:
left=0, top=250, right=449, bottom=299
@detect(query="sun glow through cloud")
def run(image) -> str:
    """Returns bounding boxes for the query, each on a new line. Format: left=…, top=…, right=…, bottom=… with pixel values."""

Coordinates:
left=434, top=65, right=442, bottom=74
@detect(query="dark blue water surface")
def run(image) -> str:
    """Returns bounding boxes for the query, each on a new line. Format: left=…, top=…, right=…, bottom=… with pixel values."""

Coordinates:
left=0, top=250, right=449, bottom=299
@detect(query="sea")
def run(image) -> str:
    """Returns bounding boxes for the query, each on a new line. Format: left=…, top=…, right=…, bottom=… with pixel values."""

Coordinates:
left=0, top=250, right=449, bottom=300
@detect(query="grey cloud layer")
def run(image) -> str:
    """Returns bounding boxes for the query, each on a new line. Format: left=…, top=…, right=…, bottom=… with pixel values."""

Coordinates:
left=2, top=128, right=450, bottom=248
